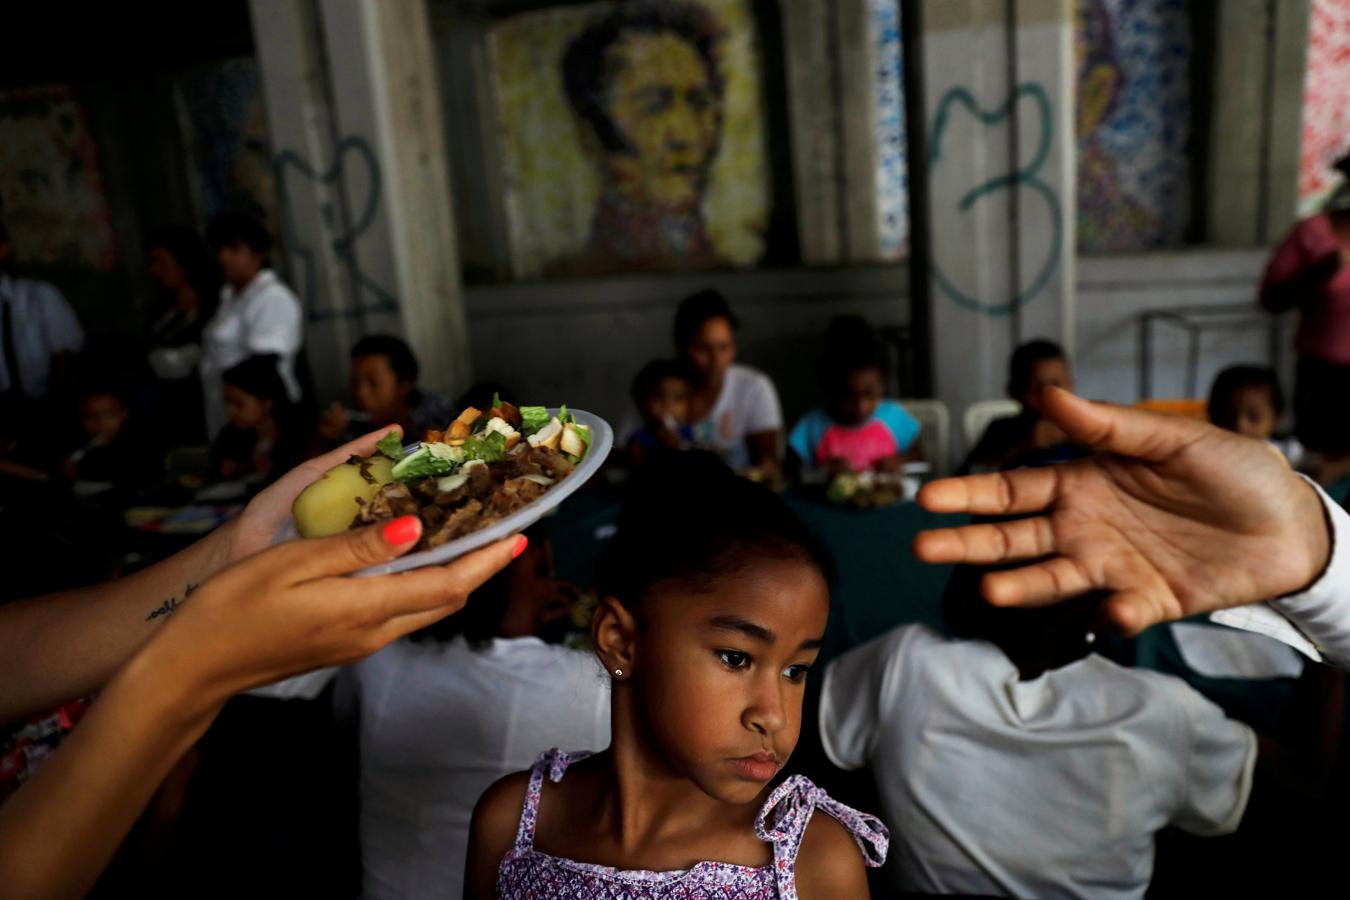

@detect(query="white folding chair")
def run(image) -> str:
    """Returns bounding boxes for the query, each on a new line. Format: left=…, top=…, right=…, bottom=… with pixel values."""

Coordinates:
left=962, top=399, right=1020, bottom=449
left=898, top=399, right=951, bottom=476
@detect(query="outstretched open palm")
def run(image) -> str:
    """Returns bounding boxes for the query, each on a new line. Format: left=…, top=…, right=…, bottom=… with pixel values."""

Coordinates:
left=915, top=389, right=1331, bottom=633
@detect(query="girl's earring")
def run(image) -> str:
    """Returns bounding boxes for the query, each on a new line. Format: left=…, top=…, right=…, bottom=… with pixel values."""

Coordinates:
left=613, top=668, right=624, bottom=678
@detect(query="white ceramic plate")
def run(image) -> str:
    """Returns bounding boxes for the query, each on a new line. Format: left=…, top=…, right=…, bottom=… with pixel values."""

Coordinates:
left=273, top=408, right=613, bottom=576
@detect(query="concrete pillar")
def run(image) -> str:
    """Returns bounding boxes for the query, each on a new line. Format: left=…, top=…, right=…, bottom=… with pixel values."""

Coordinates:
left=249, top=0, right=469, bottom=400
left=1206, top=0, right=1310, bottom=246
left=917, top=0, right=1075, bottom=462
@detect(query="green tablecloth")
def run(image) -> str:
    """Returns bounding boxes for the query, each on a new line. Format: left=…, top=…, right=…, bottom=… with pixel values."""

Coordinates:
left=546, top=486, right=967, bottom=666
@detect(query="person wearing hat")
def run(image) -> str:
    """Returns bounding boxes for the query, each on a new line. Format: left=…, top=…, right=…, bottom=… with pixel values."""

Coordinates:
left=1261, top=155, right=1350, bottom=462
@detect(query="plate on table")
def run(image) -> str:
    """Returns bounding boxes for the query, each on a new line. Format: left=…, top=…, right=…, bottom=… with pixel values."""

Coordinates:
left=272, top=409, right=613, bottom=576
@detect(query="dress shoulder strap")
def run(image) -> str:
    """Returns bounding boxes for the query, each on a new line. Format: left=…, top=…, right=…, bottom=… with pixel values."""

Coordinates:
left=755, top=775, right=889, bottom=898
left=510, top=748, right=586, bottom=852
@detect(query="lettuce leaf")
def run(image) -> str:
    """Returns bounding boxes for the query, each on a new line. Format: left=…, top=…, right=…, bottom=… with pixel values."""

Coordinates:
left=461, top=430, right=507, bottom=463
left=375, top=430, right=405, bottom=461
left=392, top=445, right=458, bottom=481
left=519, top=406, right=550, bottom=436
left=574, top=423, right=592, bottom=455
left=557, top=404, right=573, bottom=425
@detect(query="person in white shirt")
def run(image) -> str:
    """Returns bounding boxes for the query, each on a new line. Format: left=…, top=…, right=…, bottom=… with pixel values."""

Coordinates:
left=0, top=221, right=84, bottom=400
left=249, top=525, right=610, bottom=900
left=201, top=213, right=303, bottom=437
left=671, top=288, right=783, bottom=471
left=820, top=571, right=1255, bottom=899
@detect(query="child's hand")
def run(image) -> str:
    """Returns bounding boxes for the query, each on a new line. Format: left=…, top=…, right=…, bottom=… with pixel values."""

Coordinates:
left=822, top=457, right=854, bottom=478
left=914, top=388, right=1330, bottom=634
left=874, top=454, right=905, bottom=475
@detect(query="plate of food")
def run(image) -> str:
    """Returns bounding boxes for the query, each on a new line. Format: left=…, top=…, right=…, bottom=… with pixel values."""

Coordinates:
left=276, top=398, right=612, bottom=576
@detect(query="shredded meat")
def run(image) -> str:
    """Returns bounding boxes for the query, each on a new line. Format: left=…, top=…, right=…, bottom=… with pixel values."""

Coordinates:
left=423, top=499, right=484, bottom=549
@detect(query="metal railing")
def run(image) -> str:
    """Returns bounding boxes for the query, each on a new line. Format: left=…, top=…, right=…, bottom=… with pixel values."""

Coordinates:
left=1136, top=304, right=1288, bottom=399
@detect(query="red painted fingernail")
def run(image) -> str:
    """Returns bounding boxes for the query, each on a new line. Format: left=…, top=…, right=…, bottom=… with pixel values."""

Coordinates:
left=511, top=535, right=529, bottom=559
left=382, top=516, right=420, bottom=546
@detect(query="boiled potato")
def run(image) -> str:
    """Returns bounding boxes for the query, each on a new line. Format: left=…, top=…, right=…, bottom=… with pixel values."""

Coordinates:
left=292, top=455, right=395, bottom=537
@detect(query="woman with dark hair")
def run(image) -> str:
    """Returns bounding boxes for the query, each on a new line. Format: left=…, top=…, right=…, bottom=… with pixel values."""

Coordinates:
left=666, top=288, right=782, bottom=470
left=145, top=226, right=220, bottom=442
left=211, top=354, right=304, bottom=483
left=200, top=212, right=304, bottom=438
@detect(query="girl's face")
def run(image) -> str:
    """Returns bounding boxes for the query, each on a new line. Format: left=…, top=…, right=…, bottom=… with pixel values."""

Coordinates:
left=829, top=366, right=884, bottom=426
left=224, top=384, right=272, bottom=430
left=623, top=558, right=829, bottom=805
left=351, top=354, right=412, bottom=422
left=683, top=317, right=736, bottom=386
left=1229, top=385, right=1278, bottom=440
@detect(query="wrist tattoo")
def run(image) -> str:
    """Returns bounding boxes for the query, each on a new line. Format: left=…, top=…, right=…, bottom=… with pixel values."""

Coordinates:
left=146, top=583, right=198, bottom=621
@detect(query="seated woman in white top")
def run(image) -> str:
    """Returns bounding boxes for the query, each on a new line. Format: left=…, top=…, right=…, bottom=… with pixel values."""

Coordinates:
left=201, top=213, right=303, bottom=437
left=253, top=525, right=609, bottom=899
left=819, top=567, right=1257, bottom=900
left=672, top=288, right=783, bottom=471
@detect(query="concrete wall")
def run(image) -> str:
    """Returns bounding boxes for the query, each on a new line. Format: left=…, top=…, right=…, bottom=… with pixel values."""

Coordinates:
left=463, top=264, right=910, bottom=427
left=1075, top=249, right=1295, bottom=406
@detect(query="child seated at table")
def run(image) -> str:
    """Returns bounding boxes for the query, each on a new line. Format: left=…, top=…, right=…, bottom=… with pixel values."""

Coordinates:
left=818, top=565, right=1257, bottom=898
left=211, top=354, right=303, bottom=483
left=315, top=335, right=454, bottom=447
left=788, top=316, right=920, bottom=475
left=625, top=358, right=695, bottom=468
left=1207, top=365, right=1303, bottom=467
left=59, top=380, right=161, bottom=491
left=959, top=339, right=1082, bottom=473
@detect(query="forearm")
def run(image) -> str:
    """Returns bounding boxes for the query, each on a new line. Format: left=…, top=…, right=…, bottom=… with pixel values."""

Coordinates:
left=0, top=636, right=224, bottom=899
left=0, top=521, right=234, bottom=724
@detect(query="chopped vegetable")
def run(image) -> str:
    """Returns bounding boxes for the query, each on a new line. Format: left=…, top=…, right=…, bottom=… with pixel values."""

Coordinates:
left=375, top=430, right=404, bottom=461
left=519, top=406, right=550, bottom=436
left=461, top=430, right=507, bottom=463
left=392, top=444, right=459, bottom=481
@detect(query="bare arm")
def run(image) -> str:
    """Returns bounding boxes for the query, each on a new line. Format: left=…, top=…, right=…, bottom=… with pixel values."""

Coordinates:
left=0, top=516, right=521, bottom=899
left=795, top=813, right=871, bottom=900
left=464, top=772, right=530, bottom=900
left=0, top=428, right=403, bottom=725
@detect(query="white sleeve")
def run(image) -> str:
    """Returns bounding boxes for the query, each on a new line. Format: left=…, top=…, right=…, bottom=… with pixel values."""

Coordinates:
left=1173, top=688, right=1257, bottom=836
left=819, top=630, right=904, bottom=771
left=1213, top=478, right=1350, bottom=667
left=245, top=666, right=339, bottom=700
left=38, top=283, right=84, bottom=354
left=742, top=371, right=783, bottom=434
left=241, top=285, right=303, bottom=357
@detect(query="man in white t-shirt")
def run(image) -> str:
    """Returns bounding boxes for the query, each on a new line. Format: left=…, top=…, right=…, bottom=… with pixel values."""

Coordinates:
left=820, top=576, right=1256, bottom=899
left=0, top=223, right=84, bottom=400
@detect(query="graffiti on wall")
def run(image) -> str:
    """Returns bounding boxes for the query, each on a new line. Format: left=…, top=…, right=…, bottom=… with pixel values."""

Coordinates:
left=488, top=0, right=771, bottom=279
left=1075, top=0, right=1191, bottom=252
left=176, top=58, right=278, bottom=233
left=928, top=83, right=1063, bottom=317
left=0, top=86, right=118, bottom=271
left=871, top=0, right=909, bottom=260
left=273, top=137, right=400, bottom=322
left=1300, top=0, right=1350, bottom=214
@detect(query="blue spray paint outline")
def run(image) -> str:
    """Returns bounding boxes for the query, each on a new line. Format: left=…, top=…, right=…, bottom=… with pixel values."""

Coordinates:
left=928, top=83, right=1063, bottom=317
left=272, top=136, right=401, bottom=322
